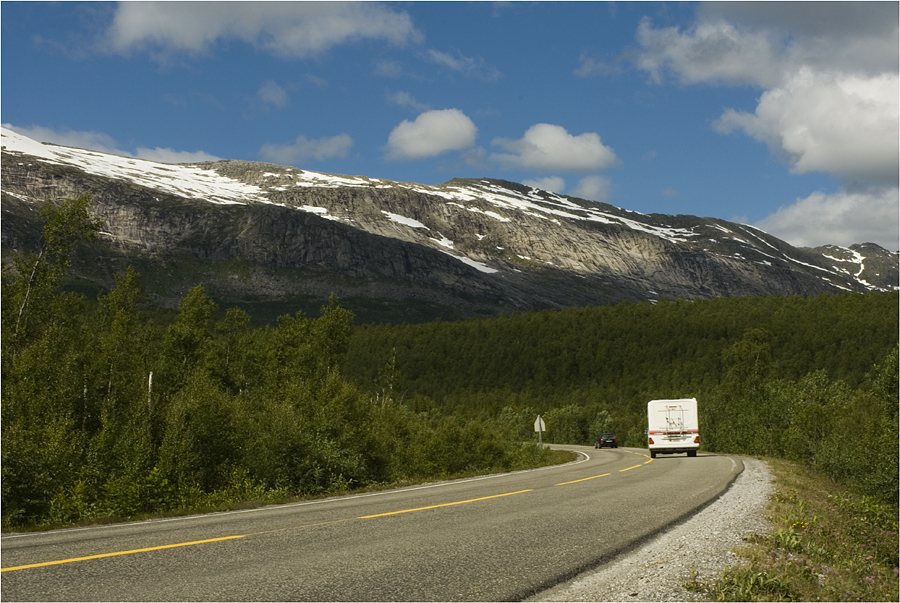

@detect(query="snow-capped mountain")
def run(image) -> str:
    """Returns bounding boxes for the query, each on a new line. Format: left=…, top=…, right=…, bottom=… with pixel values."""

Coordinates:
left=2, top=127, right=896, bottom=321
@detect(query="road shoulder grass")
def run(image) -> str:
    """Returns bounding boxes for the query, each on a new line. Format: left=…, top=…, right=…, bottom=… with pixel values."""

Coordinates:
left=683, top=457, right=899, bottom=601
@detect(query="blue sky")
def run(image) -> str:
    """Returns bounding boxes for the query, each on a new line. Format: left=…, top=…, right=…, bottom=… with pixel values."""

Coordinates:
left=3, top=2, right=898, bottom=250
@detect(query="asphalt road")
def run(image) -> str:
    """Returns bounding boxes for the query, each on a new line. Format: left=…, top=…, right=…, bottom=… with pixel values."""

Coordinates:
left=1, top=446, right=741, bottom=601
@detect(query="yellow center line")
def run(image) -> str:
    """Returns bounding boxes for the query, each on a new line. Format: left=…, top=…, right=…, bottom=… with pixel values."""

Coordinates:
left=620, top=464, right=644, bottom=472
left=556, top=473, right=610, bottom=486
left=2, top=489, right=534, bottom=572
left=5, top=457, right=659, bottom=574
left=358, top=489, right=533, bottom=518
left=0, top=535, right=246, bottom=573
left=4, top=454, right=660, bottom=574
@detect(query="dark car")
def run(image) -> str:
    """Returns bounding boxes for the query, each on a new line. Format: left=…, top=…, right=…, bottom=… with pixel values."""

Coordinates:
left=595, top=433, right=618, bottom=448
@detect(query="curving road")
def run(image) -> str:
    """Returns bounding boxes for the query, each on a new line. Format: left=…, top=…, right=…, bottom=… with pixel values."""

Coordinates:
left=1, top=447, right=741, bottom=601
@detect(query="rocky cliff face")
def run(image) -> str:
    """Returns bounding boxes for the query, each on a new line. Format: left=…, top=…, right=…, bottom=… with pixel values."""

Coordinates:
left=2, top=128, right=896, bottom=322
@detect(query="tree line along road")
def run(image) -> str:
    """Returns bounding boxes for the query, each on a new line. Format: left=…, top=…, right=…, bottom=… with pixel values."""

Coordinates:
left=1, top=446, right=741, bottom=602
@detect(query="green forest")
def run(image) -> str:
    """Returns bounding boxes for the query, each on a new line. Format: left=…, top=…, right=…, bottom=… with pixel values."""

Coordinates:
left=2, top=195, right=898, bottom=531
left=1, top=196, right=551, bottom=529
left=344, top=291, right=898, bottom=506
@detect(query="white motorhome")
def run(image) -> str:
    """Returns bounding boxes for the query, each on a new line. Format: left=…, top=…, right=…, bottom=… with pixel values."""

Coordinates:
left=647, top=398, right=699, bottom=458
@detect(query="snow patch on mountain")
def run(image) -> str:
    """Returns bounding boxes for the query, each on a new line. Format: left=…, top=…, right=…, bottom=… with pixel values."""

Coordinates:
left=3, top=126, right=895, bottom=293
left=1, top=127, right=261, bottom=205
left=383, top=211, right=428, bottom=230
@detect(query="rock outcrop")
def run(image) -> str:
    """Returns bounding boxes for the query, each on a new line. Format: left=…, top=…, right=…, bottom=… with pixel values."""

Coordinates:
left=2, top=128, right=896, bottom=322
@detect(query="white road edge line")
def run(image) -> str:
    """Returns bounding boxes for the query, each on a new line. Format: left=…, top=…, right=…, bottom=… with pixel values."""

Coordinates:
left=2, top=446, right=593, bottom=539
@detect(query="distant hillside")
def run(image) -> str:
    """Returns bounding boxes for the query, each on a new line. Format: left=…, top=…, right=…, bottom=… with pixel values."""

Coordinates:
left=342, top=291, right=899, bottom=406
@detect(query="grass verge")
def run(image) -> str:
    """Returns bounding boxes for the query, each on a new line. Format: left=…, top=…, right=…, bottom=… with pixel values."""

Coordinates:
left=683, top=457, right=899, bottom=601
left=6, top=449, right=578, bottom=533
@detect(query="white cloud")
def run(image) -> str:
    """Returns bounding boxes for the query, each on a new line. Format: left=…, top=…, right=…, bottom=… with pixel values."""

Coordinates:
left=633, top=5, right=899, bottom=248
left=634, top=8, right=899, bottom=189
left=491, top=124, right=618, bottom=173
left=425, top=49, right=501, bottom=81
left=522, top=176, right=566, bottom=194
left=135, top=147, right=221, bottom=163
left=258, top=80, right=288, bottom=108
left=3, top=123, right=221, bottom=163
left=715, top=69, right=899, bottom=187
left=259, top=133, right=353, bottom=165
left=635, top=17, right=784, bottom=87
left=570, top=175, right=611, bottom=203
left=386, top=90, right=430, bottom=113
left=698, top=3, right=899, bottom=76
left=574, top=52, right=623, bottom=78
left=754, top=187, right=899, bottom=251
left=634, top=5, right=898, bottom=88
left=385, top=109, right=477, bottom=161
left=102, top=2, right=421, bottom=60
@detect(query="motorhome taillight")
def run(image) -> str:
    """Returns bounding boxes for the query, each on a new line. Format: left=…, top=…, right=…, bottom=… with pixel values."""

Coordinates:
left=694, top=436, right=700, bottom=444
left=648, top=437, right=654, bottom=445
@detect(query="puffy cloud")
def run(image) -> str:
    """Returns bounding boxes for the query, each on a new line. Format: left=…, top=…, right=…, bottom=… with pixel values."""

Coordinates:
left=522, top=176, right=566, bottom=194
left=259, top=133, right=353, bottom=165
left=491, top=124, right=618, bottom=173
left=632, top=4, right=898, bottom=249
left=258, top=81, right=288, bottom=108
left=698, top=2, right=899, bottom=76
left=715, top=69, right=899, bottom=187
left=385, top=109, right=477, bottom=161
left=102, top=2, right=421, bottom=60
left=570, top=175, right=612, bottom=203
left=700, top=2, right=897, bottom=39
left=635, top=17, right=784, bottom=87
left=634, top=7, right=899, bottom=189
left=634, top=5, right=898, bottom=87
left=754, top=187, right=899, bottom=251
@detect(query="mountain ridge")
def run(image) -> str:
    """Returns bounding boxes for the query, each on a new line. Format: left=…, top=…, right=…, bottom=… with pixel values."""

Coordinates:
left=2, top=127, right=896, bottom=322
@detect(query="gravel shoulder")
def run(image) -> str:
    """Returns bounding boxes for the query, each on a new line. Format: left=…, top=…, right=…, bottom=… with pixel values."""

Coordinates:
left=529, top=456, right=773, bottom=602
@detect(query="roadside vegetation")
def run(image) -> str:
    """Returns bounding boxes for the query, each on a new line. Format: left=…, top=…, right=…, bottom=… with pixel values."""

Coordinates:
left=683, top=458, right=899, bottom=602
left=1, top=196, right=555, bottom=530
